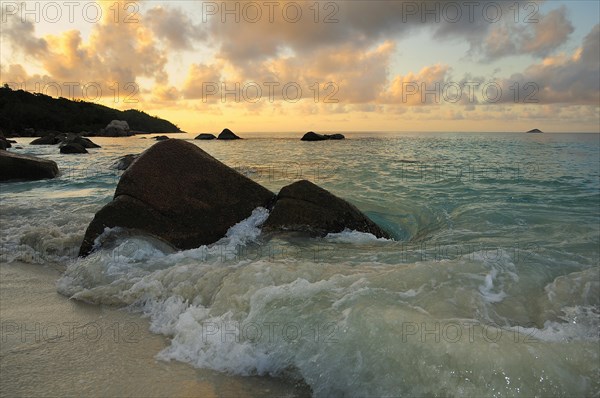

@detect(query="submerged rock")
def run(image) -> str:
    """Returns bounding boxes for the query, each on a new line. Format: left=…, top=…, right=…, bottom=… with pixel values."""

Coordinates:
left=301, top=132, right=345, bottom=141
left=0, top=150, right=59, bottom=181
left=60, top=143, right=88, bottom=154
left=112, top=154, right=140, bottom=170
left=217, top=128, right=241, bottom=140
left=79, top=139, right=275, bottom=256
left=263, top=180, right=389, bottom=238
left=195, top=133, right=216, bottom=140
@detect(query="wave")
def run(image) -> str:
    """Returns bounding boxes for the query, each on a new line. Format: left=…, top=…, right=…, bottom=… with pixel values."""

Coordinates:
left=56, top=209, right=600, bottom=396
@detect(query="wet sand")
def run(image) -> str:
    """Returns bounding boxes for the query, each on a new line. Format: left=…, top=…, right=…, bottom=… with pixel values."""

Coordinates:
left=0, top=262, right=310, bottom=398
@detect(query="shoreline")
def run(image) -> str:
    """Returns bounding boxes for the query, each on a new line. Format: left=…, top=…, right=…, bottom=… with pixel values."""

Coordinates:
left=0, top=261, right=310, bottom=398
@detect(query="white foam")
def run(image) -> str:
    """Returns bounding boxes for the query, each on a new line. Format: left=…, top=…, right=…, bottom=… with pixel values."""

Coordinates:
left=325, top=228, right=391, bottom=243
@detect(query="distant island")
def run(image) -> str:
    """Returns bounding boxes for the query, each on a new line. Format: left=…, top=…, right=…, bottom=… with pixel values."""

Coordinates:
left=0, top=85, right=181, bottom=136
left=526, top=128, right=543, bottom=134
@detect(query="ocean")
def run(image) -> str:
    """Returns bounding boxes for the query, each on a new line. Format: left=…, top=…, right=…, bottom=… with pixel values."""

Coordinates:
left=1, top=132, right=599, bottom=397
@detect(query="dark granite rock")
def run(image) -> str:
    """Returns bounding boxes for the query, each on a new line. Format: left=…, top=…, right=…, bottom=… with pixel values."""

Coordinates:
left=217, top=128, right=241, bottom=140
left=195, top=133, right=216, bottom=140
left=0, top=150, right=59, bottom=181
left=263, top=180, right=389, bottom=238
left=60, top=143, right=88, bottom=154
left=301, top=132, right=345, bottom=141
left=79, top=139, right=275, bottom=256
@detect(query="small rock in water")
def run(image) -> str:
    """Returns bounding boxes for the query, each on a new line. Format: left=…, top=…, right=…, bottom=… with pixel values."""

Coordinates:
left=301, top=132, right=345, bottom=141
left=195, top=133, right=216, bottom=140
left=217, top=128, right=241, bottom=140
left=60, top=143, right=88, bottom=154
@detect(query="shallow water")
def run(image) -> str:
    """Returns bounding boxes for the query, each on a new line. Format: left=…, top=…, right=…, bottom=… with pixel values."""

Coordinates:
left=1, top=132, right=599, bottom=396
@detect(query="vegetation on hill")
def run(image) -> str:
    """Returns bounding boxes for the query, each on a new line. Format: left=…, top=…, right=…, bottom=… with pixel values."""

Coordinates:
left=0, top=85, right=181, bottom=135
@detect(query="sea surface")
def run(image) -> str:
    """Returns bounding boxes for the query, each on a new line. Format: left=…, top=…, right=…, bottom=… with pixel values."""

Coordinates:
left=1, top=132, right=599, bottom=397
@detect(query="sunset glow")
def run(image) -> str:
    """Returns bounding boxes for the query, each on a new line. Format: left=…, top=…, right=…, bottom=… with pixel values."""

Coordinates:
left=1, top=0, right=599, bottom=133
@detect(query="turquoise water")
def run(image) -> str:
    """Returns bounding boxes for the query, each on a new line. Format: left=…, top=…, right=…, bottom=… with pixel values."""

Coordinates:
left=1, top=132, right=599, bottom=396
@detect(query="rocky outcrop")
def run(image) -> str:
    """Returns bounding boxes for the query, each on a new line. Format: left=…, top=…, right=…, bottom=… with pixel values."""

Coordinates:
left=79, top=139, right=275, bottom=256
left=100, top=120, right=133, bottom=137
left=0, top=150, right=59, bottom=181
left=217, top=128, right=241, bottom=140
left=195, top=133, right=216, bottom=140
left=60, top=143, right=88, bottom=154
left=263, top=180, right=389, bottom=238
left=526, top=129, right=543, bottom=134
left=153, top=135, right=169, bottom=141
left=301, top=132, right=345, bottom=141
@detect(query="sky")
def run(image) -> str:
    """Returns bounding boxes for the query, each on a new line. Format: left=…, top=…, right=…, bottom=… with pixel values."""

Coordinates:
left=1, top=0, right=598, bottom=133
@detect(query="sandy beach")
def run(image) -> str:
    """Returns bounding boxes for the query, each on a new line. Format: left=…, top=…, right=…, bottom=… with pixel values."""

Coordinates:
left=0, top=261, right=310, bottom=398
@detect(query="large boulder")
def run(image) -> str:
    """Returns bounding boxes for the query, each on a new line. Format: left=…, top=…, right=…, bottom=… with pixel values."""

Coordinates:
left=195, top=133, right=216, bottom=140
left=0, top=150, right=59, bottom=181
left=79, top=139, right=275, bottom=256
left=102, top=120, right=132, bottom=137
left=263, top=180, right=389, bottom=238
left=217, top=128, right=241, bottom=140
left=60, top=143, right=88, bottom=154
left=301, top=132, right=345, bottom=141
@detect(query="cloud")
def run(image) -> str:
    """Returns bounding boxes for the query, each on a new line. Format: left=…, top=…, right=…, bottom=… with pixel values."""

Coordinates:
left=145, top=6, right=206, bottom=50
left=2, top=1, right=168, bottom=99
left=433, top=2, right=573, bottom=60
left=522, top=7, right=574, bottom=56
left=383, top=64, right=452, bottom=105
left=181, top=63, right=223, bottom=100
left=497, top=24, right=599, bottom=105
left=1, top=14, right=47, bottom=57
